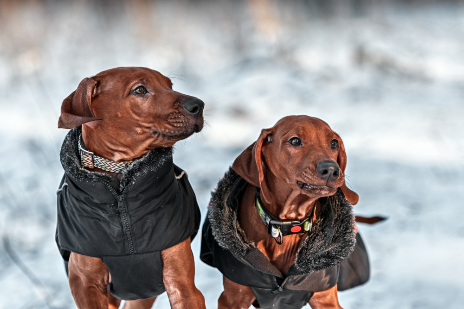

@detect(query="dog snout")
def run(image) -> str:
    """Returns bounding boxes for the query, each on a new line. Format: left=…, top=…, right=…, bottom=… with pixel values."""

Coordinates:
left=182, top=97, right=204, bottom=118
left=316, top=160, right=340, bottom=181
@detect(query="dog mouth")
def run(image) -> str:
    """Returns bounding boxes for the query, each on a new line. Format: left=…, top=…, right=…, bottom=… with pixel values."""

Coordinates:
left=297, top=181, right=336, bottom=194
left=152, top=130, right=193, bottom=139
left=152, top=123, right=202, bottom=140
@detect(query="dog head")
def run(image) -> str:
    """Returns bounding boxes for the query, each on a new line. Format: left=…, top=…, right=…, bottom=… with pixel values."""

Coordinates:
left=232, top=115, right=359, bottom=205
left=58, top=67, right=204, bottom=155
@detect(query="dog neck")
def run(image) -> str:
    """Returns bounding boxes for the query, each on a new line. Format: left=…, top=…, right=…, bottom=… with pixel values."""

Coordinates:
left=82, top=125, right=154, bottom=163
left=238, top=184, right=310, bottom=275
left=259, top=171, right=317, bottom=221
left=240, top=172, right=319, bottom=274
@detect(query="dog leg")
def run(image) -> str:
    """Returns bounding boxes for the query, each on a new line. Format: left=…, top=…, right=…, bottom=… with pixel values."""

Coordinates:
left=161, top=238, right=205, bottom=309
left=218, top=276, right=255, bottom=309
left=68, top=252, right=110, bottom=309
left=308, top=285, right=342, bottom=309
left=107, top=290, right=121, bottom=309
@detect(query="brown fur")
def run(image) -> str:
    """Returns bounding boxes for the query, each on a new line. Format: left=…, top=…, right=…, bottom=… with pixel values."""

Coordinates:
left=59, top=67, right=205, bottom=309
left=219, top=115, right=358, bottom=308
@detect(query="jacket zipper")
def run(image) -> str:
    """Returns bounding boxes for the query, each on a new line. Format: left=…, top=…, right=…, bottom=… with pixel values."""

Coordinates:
left=271, top=277, right=289, bottom=294
left=117, top=195, right=135, bottom=254
left=105, top=184, right=136, bottom=255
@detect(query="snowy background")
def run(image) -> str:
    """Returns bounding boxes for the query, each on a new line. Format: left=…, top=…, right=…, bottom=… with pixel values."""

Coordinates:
left=1, top=0, right=464, bottom=308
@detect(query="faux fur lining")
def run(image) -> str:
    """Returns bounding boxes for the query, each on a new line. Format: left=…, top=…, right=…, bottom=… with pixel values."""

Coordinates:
left=60, top=127, right=172, bottom=192
left=208, top=168, right=356, bottom=276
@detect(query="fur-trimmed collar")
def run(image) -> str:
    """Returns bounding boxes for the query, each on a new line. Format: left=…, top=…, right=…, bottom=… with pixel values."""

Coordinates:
left=60, top=127, right=172, bottom=193
left=208, top=168, right=356, bottom=276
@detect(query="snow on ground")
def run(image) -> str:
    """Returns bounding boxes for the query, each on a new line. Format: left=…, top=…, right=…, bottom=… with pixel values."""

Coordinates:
left=0, top=1, right=463, bottom=308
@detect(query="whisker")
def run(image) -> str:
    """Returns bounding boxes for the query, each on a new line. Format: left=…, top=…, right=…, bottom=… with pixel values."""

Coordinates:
left=204, top=121, right=212, bottom=128
left=167, top=73, right=186, bottom=81
left=343, top=175, right=355, bottom=188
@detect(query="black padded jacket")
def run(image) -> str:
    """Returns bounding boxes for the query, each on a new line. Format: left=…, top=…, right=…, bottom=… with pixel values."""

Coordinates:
left=200, top=168, right=369, bottom=309
left=56, top=127, right=201, bottom=300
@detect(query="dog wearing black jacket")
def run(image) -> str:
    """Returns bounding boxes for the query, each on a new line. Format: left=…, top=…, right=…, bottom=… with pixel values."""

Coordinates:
left=201, top=115, right=372, bottom=309
left=56, top=67, right=206, bottom=309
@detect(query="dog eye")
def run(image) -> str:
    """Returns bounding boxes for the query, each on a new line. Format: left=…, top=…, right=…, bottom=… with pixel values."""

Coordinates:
left=330, top=139, right=338, bottom=150
left=132, top=86, right=148, bottom=95
left=288, top=137, right=302, bottom=147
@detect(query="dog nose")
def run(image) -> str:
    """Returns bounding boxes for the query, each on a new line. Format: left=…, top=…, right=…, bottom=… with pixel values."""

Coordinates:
left=316, top=160, right=340, bottom=181
left=182, top=97, right=204, bottom=118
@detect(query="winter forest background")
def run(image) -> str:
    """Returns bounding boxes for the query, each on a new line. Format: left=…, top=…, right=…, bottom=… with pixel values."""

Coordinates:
left=1, top=0, right=464, bottom=308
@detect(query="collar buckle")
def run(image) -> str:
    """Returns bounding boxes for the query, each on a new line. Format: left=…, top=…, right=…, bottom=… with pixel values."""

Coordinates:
left=79, top=147, right=95, bottom=169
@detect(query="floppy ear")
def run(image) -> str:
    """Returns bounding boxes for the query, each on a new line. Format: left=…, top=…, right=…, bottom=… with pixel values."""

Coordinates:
left=335, top=133, right=359, bottom=205
left=232, top=128, right=272, bottom=188
left=58, top=77, right=102, bottom=129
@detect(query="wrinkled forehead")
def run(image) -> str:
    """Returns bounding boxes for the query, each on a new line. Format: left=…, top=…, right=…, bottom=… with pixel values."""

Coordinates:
left=274, top=116, right=334, bottom=140
left=93, top=67, right=172, bottom=89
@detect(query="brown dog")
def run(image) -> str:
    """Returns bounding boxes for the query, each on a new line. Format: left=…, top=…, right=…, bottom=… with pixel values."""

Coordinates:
left=201, top=115, right=363, bottom=309
left=57, top=67, right=206, bottom=309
